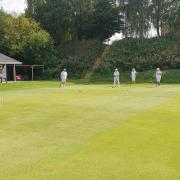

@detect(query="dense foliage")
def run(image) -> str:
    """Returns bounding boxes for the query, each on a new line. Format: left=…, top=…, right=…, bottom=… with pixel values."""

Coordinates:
left=0, top=11, right=54, bottom=65
left=44, top=39, right=104, bottom=78
left=26, top=0, right=123, bottom=44
left=26, top=0, right=179, bottom=40
left=117, top=0, right=179, bottom=37
left=97, top=33, right=180, bottom=73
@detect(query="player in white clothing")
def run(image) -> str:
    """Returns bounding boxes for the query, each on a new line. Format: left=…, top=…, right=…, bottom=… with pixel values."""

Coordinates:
left=114, top=68, right=120, bottom=87
left=60, top=68, right=68, bottom=87
left=131, top=68, right=137, bottom=84
left=0, top=72, right=7, bottom=84
left=156, top=68, right=162, bottom=86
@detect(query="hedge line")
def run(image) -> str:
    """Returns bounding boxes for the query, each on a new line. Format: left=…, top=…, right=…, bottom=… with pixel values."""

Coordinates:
left=97, top=33, right=180, bottom=73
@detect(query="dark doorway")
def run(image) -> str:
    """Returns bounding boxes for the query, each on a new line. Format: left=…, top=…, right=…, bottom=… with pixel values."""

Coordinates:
left=6, top=65, right=14, bottom=81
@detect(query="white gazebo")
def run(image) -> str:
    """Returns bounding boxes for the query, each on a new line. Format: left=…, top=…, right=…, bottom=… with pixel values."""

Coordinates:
left=0, top=53, right=22, bottom=82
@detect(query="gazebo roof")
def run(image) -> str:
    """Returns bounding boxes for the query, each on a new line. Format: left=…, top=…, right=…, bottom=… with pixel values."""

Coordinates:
left=0, top=53, right=22, bottom=65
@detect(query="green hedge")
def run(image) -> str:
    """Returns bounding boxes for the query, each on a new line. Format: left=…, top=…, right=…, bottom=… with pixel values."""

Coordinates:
left=41, top=39, right=104, bottom=79
left=98, top=33, right=180, bottom=73
left=91, top=69, right=180, bottom=83
left=57, top=39, right=104, bottom=78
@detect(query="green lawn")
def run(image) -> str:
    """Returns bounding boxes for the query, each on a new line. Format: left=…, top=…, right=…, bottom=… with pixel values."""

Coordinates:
left=0, top=81, right=180, bottom=180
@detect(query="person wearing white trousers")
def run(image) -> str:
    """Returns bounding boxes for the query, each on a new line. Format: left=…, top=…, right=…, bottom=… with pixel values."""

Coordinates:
left=0, top=74, right=7, bottom=83
left=60, top=68, right=68, bottom=87
left=131, top=68, right=137, bottom=83
left=114, top=68, right=120, bottom=87
left=156, top=68, right=162, bottom=86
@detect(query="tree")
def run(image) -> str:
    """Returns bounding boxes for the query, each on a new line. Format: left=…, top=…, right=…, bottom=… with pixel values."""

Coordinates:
left=26, top=0, right=45, bottom=18
left=164, top=0, right=180, bottom=34
left=25, top=0, right=123, bottom=43
left=26, top=0, right=76, bottom=44
left=22, top=30, right=54, bottom=65
left=91, top=0, right=124, bottom=40
left=150, top=0, right=179, bottom=37
left=0, top=16, right=40, bottom=55
left=72, top=0, right=93, bottom=40
left=173, top=5, right=180, bottom=32
left=117, top=0, right=151, bottom=38
left=0, top=13, right=54, bottom=65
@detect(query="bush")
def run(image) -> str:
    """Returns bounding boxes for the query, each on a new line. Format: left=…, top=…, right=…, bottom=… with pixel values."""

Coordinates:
left=98, top=34, right=180, bottom=73
left=57, top=39, right=104, bottom=78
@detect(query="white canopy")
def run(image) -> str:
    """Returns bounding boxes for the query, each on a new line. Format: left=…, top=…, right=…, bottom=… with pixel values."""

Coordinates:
left=0, top=53, right=22, bottom=65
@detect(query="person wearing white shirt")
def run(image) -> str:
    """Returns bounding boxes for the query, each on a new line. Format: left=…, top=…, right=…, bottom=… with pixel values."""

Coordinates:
left=156, top=68, right=162, bottom=86
left=131, top=68, right=137, bottom=83
left=60, top=68, right=68, bottom=87
left=114, top=68, right=120, bottom=87
left=0, top=72, right=7, bottom=83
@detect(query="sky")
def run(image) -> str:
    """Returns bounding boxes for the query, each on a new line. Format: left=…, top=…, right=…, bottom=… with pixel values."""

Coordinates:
left=0, top=0, right=26, bottom=14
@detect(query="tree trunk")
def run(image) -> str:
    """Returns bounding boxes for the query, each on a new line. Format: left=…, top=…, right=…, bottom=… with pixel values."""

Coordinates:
left=156, top=0, right=160, bottom=37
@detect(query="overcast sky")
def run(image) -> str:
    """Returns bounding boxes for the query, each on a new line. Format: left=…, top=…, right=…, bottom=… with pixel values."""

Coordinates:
left=0, top=0, right=26, bottom=14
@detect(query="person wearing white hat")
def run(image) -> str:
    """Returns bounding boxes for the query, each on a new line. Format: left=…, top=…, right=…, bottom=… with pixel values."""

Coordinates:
left=60, top=68, right=68, bottom=87
left=131, top=68, right=137, bottom=84
left=156, top=68, right=162, bottom=86
left=114, top=68, right=120, bottom=87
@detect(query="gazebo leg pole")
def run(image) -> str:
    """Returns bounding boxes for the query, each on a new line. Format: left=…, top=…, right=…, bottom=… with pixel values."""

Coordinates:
left=32, top=66, right=34, bottom=81
left=5, top=64, right=7, bottom=83
left=13, top=64, right=16, bottom=82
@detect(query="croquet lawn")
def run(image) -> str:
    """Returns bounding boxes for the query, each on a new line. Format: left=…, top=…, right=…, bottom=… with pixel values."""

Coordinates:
left=0, top=81, right=180, bottom=180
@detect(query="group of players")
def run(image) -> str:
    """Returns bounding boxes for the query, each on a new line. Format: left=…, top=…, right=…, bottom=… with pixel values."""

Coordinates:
left=113, top=67, right=162, bottom=87
left=60, top=67, right=162, bottom=87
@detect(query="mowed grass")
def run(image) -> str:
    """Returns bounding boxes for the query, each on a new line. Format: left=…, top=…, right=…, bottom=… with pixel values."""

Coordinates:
left=0, top=81, right=180, bottom=180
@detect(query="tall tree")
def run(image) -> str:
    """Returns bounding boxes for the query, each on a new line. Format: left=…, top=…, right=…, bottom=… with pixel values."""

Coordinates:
left=25, top=0, right=124, bottom=43
left=117, top=0, right=151, bottom=38
left=91, top=0, right=123, bottom=40
left=173, top=4, right=180, bottom=32
left=26, top=0, right=45, bottom=18
left=72, top=0, right=93, bottom=40
left=150, top=0, right=179, bottom=36
left=0, top=13, right=53, bottom=65
left=26, top=0, right=75, bottom=44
